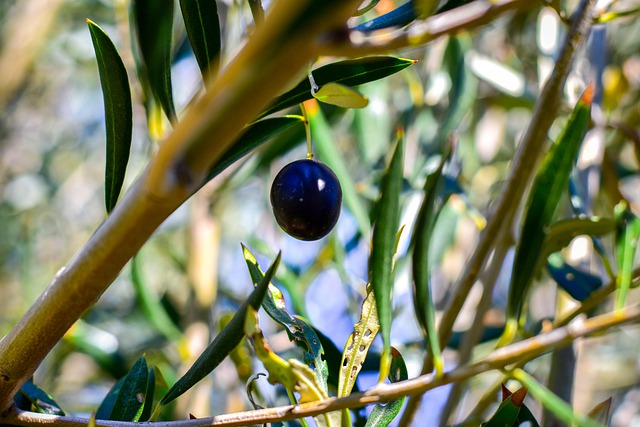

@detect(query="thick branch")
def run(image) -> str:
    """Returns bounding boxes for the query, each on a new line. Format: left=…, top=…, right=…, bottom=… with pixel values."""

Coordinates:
left=3, top=304, right=640, bottom=427
left=0, top=0, right=363, bottom=411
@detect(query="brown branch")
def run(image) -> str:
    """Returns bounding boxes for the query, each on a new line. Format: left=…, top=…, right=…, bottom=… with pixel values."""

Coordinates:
left=3, top=303, right=640, bottom=427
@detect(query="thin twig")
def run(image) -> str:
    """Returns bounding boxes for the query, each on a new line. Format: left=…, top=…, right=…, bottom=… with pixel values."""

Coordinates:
left=3, top=304, right=639, bottom=427
left=318, top=0, right=534, bottom=57
left=399, top=0, right=597, bottom=424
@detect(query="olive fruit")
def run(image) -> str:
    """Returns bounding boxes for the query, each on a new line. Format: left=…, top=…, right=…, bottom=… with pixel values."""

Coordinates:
left=270, top=159, right=342, bottom=241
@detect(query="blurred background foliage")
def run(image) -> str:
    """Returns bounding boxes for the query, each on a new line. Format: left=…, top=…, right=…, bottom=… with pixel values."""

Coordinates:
left=2, top=0, right=640, bottom=425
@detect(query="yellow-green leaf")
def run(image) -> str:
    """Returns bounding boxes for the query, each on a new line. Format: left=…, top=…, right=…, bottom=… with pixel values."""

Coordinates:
left=313, top=82, right=369, bottom=108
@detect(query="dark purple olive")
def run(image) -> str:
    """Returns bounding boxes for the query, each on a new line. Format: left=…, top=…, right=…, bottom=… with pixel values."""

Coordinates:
left=270, top=159, right=342, bottom=241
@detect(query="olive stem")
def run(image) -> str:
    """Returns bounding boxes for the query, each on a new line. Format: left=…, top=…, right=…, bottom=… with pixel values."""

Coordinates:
left=300, top=101, right=314, bottom=159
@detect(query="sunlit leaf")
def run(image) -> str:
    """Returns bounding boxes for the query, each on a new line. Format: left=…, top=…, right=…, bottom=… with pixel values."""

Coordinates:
left=544, top=217, right=615, bottom=256
left=370, top=135, right=404, bottom=380
left=587, top=397, right=612, bottom=425
left=242, top=244, right=328, bottom=392
left=244, top=307, right=339, bottom=427
left=159, top=252, right=280, bottom=406
left=17, top=380, right=65, bottom=415
left=365, top=348, right=408, bottom=427
left=339, top=288, right=380, bottom=398
left=179, top=0, right=221, bottom=82
left=97, top=357, right=148, bottom=422
left=86, top=20, right=133, bottom=214
left=131, top=255, right=182, bottom=342
left=260, top=57, right=415, bottom=118
left=614, top=202, right=640, bottom=309
left=313, top=82, right=369, bottom=108
left=504, top=85, right=593, bottom=341
left=132, top=0, right=177, bottom=123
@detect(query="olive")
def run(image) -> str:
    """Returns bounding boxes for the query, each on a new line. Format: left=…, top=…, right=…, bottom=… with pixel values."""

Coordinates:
left=270, top=159, right=342, bottom=241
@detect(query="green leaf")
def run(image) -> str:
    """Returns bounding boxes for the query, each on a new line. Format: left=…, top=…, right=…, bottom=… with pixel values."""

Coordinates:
left=614, top=202, right=640, bottom=309
left=131, top=254, right=183, bottom=342
left=97, top=357, right=149, bottom=421
left=436, top=35, right=476, bottom=146
left=504, top=86, right=593, bottom=339
left=313, top=82, right=369, bottom=108
left=205, top=116, right=305, bottom=182
left=86, top=20, right=133, bottom=214
left=339, top=288, right=380, bottom=398
left=139, top=367, right=156, bottom=422
left=260, top=56, right=415, bottom=118
left=242, top=244, right=328, bottom=393
left=544, top=217, right=615, bottom=256
left=132, top=0, right=177, bottom=123
left=179, top=0, right=221, bottom=82
left=587, top=398, right=612, bottom=425
left=370, top=135, right=404, bottom=380
left=481, top=386, right=528, bottom=427
left=364, top=348, right=408, bottom=427
left=159, top=251, right=280, bottom=406
left=308, top=102, right=371, bottom=237
left=411, top=153, right=449, bottom=376
left=18, top=380, right=65, bottom=415
left=511, top=369, right=601, bottom=427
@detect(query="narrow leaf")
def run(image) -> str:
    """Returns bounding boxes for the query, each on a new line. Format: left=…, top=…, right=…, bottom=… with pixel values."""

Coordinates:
left=260, top=57, right=415, bottom=118
left=364, top=348, right=408, bottom=427
left=97, top=357, right=149, bottom=421
left=481, top=387, right=525, bottom=427
left=242, top=244, right=328, bottom=393
left=370, top=135, right=404, bottom=380
left=504, top=86, right=593, bottom=340
left=307, top=100, right=371, bottom=237
left=18, top=380, right=65, bottom=415
left=411, top=153, right=449, bottom=376
left=544, top=217, right=615, bottom=256
left=511, top=369, right=601, bottom=427
left=436, top=35, right=477, bottom=146
left=587, top=398, right=612, bottom=425
left=87, top=20, right=133, bottom=214
left=159, top=252, right=280, bottom=406
left=139, top=367, right=156, bottom=421
left=338, top=288, right=380, bottom=398
left=179, top=0, right=221, bottom=82
left=132, top=0, right=177, bottom=123
left=96, top=377, right=124, bottom=420
left=313, top=83, right=369, bottom=108
left=205, top=116, right=304, bottom=182
left=352, top=2, right=417, bottom=32
left=614, top=202, right=640, bottom=309
left=131, top=255, right=183, bottom=342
